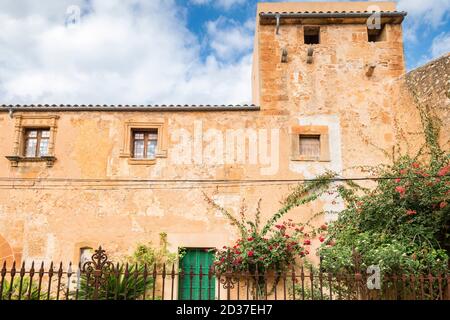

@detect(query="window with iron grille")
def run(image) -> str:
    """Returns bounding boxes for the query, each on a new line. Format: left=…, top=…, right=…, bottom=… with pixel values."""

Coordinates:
left=299, top=135, right=321, bottom=159
left=24, top=129, right=50, bottom=158
left=132, top=130, right=158, bottom=159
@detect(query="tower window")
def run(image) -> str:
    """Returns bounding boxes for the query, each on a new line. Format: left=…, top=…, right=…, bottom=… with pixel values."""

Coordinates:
left=304, top=26, right=320, bottom=44
left=368, top=24, right=386, bottom=42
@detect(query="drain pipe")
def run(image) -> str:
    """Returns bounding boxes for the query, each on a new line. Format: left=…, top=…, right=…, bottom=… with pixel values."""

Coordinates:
left=275, top=14, right=281, bottom=35
left=8, top=107, right=14, bottom=119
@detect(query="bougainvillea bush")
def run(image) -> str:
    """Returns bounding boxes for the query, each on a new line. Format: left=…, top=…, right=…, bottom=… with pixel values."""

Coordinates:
left=213, top=220, right=309, bottom=274
left=317, top=107, right=449, bottom=276
left=318, top=155, right=449, bottom=275
left=204, top=174, right=335, bottom=276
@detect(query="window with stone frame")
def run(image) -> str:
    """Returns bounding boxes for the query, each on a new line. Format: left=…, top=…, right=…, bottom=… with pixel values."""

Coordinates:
left=299, top=135, right=321, bottom=159
left=24, top=128, right=51, bottom=158
left=132, top=129, right=158, bottom=159
left=120, top=121, right=167, bottom=165
left=5, top=115, right=59, bottom=167
left=291, top=125, right=331, bottom=162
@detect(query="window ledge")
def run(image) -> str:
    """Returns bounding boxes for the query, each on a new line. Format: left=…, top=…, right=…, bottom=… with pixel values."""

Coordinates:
left=127, top=158, right=157, bottom=166
left=6, top=156, right=56, bottom=167
left=291, top=156, right=330, bottom=162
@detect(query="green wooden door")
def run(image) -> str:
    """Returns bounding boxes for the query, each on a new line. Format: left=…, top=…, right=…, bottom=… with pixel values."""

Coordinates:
left=178, top=249, right=215, bottom=300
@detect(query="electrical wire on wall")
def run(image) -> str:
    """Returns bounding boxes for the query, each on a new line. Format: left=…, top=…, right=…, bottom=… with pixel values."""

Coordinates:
left=0, top=175, right=446, bottom=191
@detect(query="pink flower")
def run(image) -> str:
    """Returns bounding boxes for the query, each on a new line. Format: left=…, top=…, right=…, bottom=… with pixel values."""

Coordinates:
left=395, top=186, right=406, bottom=195
left=438, top=166, right=450, bottom=177
left=319, top=236, right=325, bottom=243
left=395, top=178, right=401, bottom=183
left=247, top=251, right=254, bottom=257
left=304, top=239, right=311, bottom=245
left=320, top=224, right=328, bottom=231
left=406, top=210, right=417, bottom=216
left=440, top=202, right=448, bottom=209
left=412, top=162, right=420, bottom=169
left=400, top=169, right=407, bottom=175
left=223, top=246, right=227, bottom=249
left=247, top=237, right=254, bottom=241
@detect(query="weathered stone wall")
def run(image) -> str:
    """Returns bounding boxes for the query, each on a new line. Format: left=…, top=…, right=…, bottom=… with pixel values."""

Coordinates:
left=0, top=110, right=333, bottom=264
left=387, top=53, right=449, bottom=156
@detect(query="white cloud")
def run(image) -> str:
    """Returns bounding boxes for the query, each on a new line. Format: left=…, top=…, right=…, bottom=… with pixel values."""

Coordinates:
left=431, top=32, right=450, bottom=58
left=409, top=31, right=450, bottom=69
left=397, top=0, right=450, bottom=28
left=0, top=0, right=253, bottom=105
left=206, top=17, right=254, bottom=61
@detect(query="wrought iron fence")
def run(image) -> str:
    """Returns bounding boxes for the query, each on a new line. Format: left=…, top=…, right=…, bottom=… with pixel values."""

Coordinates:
left=1, top=247, right=449, bottom=301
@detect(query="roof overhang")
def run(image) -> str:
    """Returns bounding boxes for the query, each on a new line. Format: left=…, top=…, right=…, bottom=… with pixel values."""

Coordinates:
left=0, top=104, right=260, bottom=112
left=259, top=11, right=407, bottom=25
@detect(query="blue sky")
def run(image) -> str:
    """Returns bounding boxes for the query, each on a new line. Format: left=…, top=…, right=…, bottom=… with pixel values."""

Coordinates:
left=181, top=0, right=450, bottom=69
left=0, top=0, right=448, bottom=105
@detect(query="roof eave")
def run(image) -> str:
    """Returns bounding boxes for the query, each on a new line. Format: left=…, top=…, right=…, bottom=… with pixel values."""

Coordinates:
left=0, top=104, right=261, bottom=112
left=259, top=11, right=407, bottom=25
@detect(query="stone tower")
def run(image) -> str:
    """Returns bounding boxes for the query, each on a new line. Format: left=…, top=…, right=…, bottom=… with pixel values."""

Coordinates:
left=252, top=1, right=406, bottom=111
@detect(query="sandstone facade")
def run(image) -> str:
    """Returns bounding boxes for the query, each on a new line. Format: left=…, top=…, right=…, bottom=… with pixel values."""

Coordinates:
left=0, top=2, right=448, bottom=267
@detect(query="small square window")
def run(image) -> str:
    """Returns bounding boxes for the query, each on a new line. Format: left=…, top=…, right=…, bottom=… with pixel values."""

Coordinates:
left=299, top=135, right=321, bottom=158
left=24, top=128, right=50, bottom=158
left=368, top=25, right=386, bottom=42
left=132, top=129, right=158, bottom=159
left=304, top=26, right=320, bottom=44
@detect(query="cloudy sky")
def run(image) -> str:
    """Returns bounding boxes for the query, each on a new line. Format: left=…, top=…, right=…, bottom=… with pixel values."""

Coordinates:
left=0, top=0, right=449, bottom=105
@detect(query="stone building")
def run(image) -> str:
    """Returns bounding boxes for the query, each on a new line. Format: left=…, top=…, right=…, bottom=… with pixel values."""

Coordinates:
left=0, top=1, right=448, bottom=284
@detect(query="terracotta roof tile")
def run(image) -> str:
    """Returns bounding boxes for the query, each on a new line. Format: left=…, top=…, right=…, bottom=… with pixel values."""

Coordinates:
left=0, top=104, right=260, bottom=112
